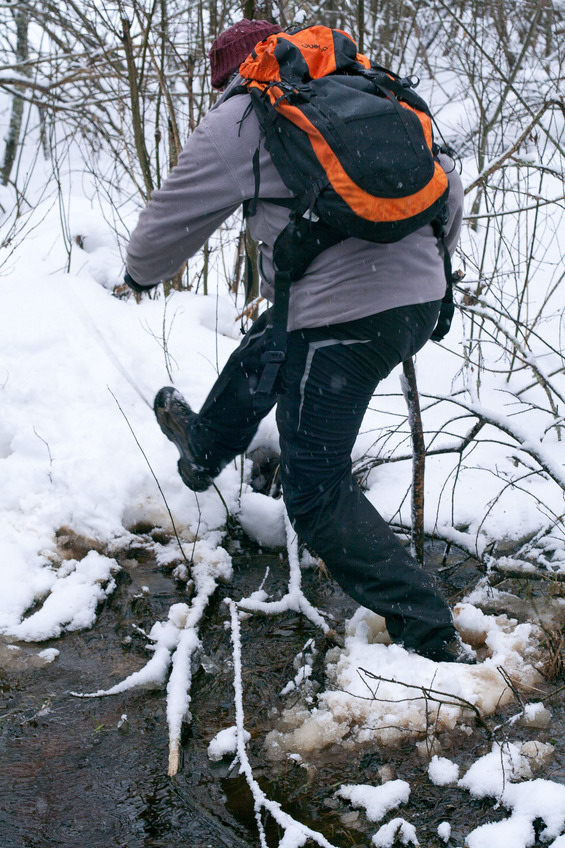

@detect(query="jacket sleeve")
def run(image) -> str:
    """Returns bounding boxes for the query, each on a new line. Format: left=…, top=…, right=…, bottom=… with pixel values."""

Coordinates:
left=125, top=118, right=245, bottom=288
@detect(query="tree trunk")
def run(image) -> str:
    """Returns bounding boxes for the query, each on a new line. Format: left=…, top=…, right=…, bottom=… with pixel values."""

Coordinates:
left=401, top=358, right=426, bottom=565
left=121, top=15, right=154, bottom=200
left=1, top=10, right=29, bottom=186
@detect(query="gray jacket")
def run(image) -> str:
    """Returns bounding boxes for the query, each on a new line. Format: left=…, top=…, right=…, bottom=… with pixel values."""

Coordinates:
left=126, top=87, right=464, bottom=331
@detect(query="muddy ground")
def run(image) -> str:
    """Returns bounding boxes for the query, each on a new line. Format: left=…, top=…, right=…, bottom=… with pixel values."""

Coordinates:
left=1, top=531, right=565, bottom=848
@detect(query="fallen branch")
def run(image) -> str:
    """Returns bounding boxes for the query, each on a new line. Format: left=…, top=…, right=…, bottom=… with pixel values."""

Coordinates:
left=227, top=598, right=340, bottom=848
left=70, top=545, right=232, bottom=777
left=166, top=565, right=222, bottom=776
left=235, top=296, right=264, bottom=322
left=389, top=518, right=565, bottom=581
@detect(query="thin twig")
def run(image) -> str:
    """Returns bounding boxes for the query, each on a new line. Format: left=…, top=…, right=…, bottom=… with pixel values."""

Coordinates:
left=108, top=387, right=190, bottom=566
left=357, top=667, right=493, bottom=737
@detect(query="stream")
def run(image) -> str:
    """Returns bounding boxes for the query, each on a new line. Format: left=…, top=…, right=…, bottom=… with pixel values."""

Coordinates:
left=1, top=532, right=564, bottom=847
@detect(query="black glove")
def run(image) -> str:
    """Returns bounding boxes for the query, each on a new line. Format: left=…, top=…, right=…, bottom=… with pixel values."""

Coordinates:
left=124, top=271, right=157, bottom=294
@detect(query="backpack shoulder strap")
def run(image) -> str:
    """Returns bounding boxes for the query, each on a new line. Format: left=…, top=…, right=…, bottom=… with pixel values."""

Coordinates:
left=430, top=215, right=455, bottom=342
left=254, top=218, right=345, bottom=397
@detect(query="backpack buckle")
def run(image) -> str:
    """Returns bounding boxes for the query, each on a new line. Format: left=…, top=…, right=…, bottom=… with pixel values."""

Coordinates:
left=261, top=350, right=286, bottom=364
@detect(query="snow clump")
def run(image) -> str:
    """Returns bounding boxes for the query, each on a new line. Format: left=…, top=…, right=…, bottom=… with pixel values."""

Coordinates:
left=337, top=780, right=411, bottom=823
left=265, top=603, right=543, bottom=759
left=237, top=491, right=286, bottom=548
left=372, top=817, right=419, bottom=846
left=459, top=742, right=565, bottom=847
left=208, top=725, right=250, bottom=761
left=428, top=755, right=459, bottom=786
left=437, top=821, right=451, bottom=842
left=4, top=551, right=120, bottom=641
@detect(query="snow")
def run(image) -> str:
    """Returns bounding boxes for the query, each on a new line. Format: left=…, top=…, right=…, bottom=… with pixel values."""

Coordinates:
left=0, top=249, right=244, bottom=647
left=277, top=826, right=310, bottom=848
left=37, top=648, right=60, bottom=663
left=5, top=550, right=119, bottom=641
left=280, top=638, right=317, bottom=695
left=265, top=604, right=543, bottom=757
left=428, top=756, right=459, bottom=786
left=337, top=781, right=411, bottom=822
left=437, top=822, right=451, bottom=843
left=521, top=702, right=553, bottom=728
left=372, top=818, right=419, bottom=846
left=459, top=743, right=565, bottom=848
left=238, top=491, right=286, bottom=548
left=207, top=725, right=250, bottom=761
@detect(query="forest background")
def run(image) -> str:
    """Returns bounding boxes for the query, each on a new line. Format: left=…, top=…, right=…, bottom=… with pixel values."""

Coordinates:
left=2, top=0, right=565, bottom=573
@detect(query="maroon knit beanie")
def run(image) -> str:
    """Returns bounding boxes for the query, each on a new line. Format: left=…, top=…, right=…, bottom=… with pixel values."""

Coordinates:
left=209, top=19, right=282, bottom=90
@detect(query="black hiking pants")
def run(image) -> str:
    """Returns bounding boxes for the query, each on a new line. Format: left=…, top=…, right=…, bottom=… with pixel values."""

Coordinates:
left=188, top=300, right=456, bottom=654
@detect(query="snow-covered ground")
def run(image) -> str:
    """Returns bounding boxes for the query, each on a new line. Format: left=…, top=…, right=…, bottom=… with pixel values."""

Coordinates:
left=2, top=176, right=565, bottom=846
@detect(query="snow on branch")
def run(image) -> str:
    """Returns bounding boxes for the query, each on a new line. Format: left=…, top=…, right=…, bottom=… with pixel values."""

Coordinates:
left=428, top=392, right=565, bottom=491
left=69, top=503, right=339, bottom=780
left=71, top=541, right=233, bottom=777
left=226, top=598, right=340, bottom=848
left=236, top=511, right=335, bottom=640
left=465, top=101, right=563, bottom=195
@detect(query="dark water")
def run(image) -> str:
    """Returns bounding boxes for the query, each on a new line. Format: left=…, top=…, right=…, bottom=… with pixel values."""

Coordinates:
left=1, top=536, right=563, bottom=848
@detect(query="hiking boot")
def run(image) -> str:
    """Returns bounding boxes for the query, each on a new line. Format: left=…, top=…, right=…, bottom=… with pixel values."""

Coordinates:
left=416, top=635, right=477, bottom=665
left=153, top=387, right=213, bottom=492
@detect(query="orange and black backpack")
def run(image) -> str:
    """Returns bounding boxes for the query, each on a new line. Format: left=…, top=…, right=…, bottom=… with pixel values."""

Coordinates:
left=231, top=25, right=456, bottom=393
